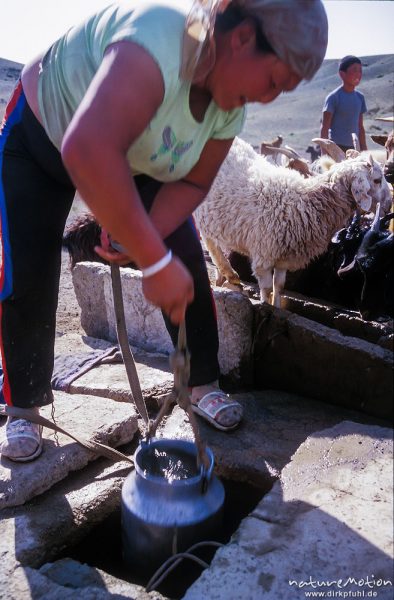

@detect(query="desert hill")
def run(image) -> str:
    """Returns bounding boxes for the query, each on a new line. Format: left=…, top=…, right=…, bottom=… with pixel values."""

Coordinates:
left=1, top=54, right=393, bottom=158
left=0, top=58, right=22, bottom=115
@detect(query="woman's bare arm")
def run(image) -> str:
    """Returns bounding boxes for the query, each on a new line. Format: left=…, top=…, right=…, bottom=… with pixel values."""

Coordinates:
left=148, top=137, right=234, bottom=239
left=61, top=41, right=194, bottom=323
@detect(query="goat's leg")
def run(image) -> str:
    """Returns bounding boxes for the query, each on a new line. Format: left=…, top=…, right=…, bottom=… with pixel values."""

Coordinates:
left=204, top=237, right=241, bottom=287
left=254, top=266, right=273, bottom=303
left=272, top=268, right=287, bottom=308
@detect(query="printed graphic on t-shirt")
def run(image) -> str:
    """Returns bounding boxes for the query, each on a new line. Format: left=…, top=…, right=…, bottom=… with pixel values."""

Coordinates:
left=150, top=126, right=193, bottom=172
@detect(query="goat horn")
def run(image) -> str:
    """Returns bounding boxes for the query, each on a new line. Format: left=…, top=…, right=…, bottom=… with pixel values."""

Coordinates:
left=371, top=203, right=381, bottom=232
left=284, top=145, right=302, bottom=159
left=262, top=146, right=299, bottom=160
left=312, top=138, right=346, bottom=162
left=338, top=256, right=356, bottom=277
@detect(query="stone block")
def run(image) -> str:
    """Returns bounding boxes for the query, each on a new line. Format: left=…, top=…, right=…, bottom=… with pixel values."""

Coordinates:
left=72, top=263, right=253, bottom=380
left=0, top=391, right=138, bottom=509
left=72, top=263, right=110, bottom=341
left=253, top=303, right=393, bottom=420
left=0, top=453, right=135, bottom=585
left=54, top=332, right=173, bottom=403
left=184, top=421, right=394, bottom=600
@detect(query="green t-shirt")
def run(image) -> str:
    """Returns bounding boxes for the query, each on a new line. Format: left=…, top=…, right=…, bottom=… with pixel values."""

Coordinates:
left=38, top=0, right=245, bottom=182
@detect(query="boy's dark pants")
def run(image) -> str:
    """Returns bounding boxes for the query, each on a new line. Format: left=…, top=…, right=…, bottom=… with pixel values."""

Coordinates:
left=0, top=90, right=219, bottom=408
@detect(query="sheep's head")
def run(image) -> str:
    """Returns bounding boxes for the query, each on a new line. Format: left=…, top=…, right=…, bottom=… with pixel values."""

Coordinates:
left=384, top=131, right=394, bottom=184
left=332, top=156, right=392, bottom=214
left=352, top=156, right=391, bottom=213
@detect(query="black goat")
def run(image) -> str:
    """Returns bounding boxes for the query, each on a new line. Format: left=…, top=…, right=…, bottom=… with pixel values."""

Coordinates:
left=338, top=207, right=394, bottom=320
left=305, top=144, right=321, bottom=162
left=63, top=213, right=104, bottom=269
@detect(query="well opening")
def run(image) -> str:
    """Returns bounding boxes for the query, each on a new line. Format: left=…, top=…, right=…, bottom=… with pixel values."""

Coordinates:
left=55, top=474, right=267, bottom=598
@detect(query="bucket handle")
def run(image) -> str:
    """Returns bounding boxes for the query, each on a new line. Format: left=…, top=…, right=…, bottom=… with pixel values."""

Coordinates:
left=200, top=453, right=214, bottom=494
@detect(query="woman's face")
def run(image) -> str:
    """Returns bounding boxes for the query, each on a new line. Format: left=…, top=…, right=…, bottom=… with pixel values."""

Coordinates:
left=206, top=24, right=301, bottom=111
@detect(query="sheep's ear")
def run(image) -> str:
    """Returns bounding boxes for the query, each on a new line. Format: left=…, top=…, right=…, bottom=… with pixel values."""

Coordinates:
left=351, top=172, right=372, bottom=212
left=367, top=154, right=377, bottom=168
left=370, top=134, right=387, bottom=147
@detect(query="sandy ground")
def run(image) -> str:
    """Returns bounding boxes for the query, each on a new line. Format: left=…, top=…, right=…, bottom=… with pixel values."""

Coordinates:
left=58, top=250, right=84, bottom=337
left=57, top=197, right=89, bottom=338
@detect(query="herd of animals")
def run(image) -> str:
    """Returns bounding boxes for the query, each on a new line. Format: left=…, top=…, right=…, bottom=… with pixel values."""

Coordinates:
left=64, top=131, right=394, bottom=322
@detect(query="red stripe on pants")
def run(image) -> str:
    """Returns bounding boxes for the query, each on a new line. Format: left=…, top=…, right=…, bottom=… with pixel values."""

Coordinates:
left=0, top=80, right=22, bottom=134
left=0, top=303, right=12, bottom=405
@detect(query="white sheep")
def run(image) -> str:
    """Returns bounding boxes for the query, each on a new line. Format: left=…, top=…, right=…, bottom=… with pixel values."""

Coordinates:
left=194, top=137, right=392, bottom=307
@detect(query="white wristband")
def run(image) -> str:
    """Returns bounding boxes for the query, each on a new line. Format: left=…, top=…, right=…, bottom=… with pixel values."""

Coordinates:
left=141, top=250, right=173, bottom=278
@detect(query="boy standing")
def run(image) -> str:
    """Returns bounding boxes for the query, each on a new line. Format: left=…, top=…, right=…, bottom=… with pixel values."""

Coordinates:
left=320, top=55, right=367, bottom=152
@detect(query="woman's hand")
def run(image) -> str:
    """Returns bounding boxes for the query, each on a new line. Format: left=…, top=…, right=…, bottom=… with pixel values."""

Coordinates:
left=94, top=246, right=131, bottom=265
left=142, top=256, right=194, bottom=324
left=94, top=228, right=132, bottom=265
left=94, top=228, right=131, bottom=267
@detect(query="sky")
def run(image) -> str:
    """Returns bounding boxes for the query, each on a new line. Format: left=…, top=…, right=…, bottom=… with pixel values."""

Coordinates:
left=0, top=0, right=393, bottom=65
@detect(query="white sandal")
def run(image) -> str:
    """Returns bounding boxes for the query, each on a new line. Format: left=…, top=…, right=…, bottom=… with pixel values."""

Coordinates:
left=0, top=417, right=43, bottom=462
left=192, top=391, right=243, bottom=431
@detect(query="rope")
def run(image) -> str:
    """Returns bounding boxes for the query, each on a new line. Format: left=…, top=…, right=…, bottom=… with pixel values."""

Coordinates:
left=50, top=400, right=60, bottom=447
left=110, top=264, right=149, bottom=426
left=145, top=541, right=224, bottom=592
left=0, top=405, right=134, bottom=465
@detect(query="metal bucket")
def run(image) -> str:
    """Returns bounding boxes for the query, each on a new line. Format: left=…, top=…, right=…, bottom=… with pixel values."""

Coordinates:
left=121, top=438, right=225, bottom=574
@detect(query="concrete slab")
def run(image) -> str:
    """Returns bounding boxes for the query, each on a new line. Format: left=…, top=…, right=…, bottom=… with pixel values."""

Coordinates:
left=69, top=353, right=172, bottom=403
left=184, top=421, right=393, bottom=600
left=55, top=331, right=173, bottom=403
left=158, top=390, right=389, bottom=490
left=0, top=391, right=139, bottom=509
left=72, top=263, right=254, bottom=381
left=0, top=389, right=391, bottom=600
left=0, top=451, right=135, bottom=587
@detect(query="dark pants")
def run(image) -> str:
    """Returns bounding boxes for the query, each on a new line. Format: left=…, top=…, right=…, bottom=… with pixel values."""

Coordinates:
left=0, top=84, right=219, bottom=408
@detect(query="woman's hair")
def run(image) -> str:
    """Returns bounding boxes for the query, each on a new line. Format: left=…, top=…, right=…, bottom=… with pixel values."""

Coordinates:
left=215, top=4, right=275, bottom=55
left=181, top=0, right=328, bottom=83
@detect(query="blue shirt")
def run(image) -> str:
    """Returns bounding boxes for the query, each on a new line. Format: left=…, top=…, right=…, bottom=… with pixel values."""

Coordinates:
left=323, top=85, right=367, bottom=147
